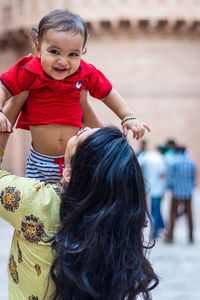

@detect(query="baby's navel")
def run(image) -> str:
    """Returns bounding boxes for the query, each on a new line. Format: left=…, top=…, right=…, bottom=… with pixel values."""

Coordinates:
left=58, top=136, right=64, bottom=144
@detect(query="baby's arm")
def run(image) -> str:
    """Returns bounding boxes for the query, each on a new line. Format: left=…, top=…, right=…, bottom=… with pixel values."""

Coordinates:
left=80, top=89, right=103, bottom=128
left=101, top=88, right=150, bottom=140
left=0, top=82, right=13, bottom=132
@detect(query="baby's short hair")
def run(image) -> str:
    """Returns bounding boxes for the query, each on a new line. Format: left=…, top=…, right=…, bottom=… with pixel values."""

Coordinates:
left=31, top=9, right=88, bottom=49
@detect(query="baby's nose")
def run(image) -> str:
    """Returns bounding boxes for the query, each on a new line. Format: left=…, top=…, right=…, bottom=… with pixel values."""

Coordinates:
left=59, top=56, right=69, bottom=67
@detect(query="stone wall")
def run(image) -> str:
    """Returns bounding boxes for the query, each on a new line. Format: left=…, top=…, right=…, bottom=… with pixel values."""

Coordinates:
left=0, top=0, right=200, bottom=40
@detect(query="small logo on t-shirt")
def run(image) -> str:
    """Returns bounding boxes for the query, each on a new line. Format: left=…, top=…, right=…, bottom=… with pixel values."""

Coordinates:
left=76, top=81, right=82, bottom=89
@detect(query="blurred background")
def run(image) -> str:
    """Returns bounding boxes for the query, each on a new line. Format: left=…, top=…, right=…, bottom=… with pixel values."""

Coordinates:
left=0, top=0, right=200, bottom=299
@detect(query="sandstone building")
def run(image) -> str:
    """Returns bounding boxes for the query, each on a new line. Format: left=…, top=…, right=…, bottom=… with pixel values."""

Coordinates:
left=0, top=0, right=199, bottom=179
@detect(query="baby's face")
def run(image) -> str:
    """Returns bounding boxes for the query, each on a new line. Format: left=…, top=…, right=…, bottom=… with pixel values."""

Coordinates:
left=36, top=28, right=84, bottom=80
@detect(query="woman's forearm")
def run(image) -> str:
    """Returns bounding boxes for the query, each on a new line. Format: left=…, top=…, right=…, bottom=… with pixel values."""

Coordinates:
left=0, top=83, right=11, bottom=110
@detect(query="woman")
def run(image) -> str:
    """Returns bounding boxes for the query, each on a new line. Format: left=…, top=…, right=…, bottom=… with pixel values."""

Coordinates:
left=0, top=95, right=158, bottom=299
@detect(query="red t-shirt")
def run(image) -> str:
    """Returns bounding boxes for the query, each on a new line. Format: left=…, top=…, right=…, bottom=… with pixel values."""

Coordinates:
left=0, top=56, right=112, bottom=130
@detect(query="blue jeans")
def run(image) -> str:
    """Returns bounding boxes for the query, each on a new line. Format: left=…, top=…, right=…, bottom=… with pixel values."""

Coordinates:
left=151, top=197, right=165, bottom=238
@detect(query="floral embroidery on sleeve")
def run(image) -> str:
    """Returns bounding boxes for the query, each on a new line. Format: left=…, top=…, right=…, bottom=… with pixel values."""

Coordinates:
left=21, top=215, right=49, bottom=244
left=35, top=184, right=41, bottom=191
left=17, top=230, right=21, bottom=237
left=17, top=240, right=23, bottom=263
left=34, top=264, right=41, bottom=276
left=0, top=186, right=22, bottom=212
left=0, top=169, right=10, bottom=177
left=9, top=254, right=19, bottom=284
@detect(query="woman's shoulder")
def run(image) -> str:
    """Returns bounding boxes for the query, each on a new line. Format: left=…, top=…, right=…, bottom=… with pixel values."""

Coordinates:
left=0, top=173, right=61, bottom=237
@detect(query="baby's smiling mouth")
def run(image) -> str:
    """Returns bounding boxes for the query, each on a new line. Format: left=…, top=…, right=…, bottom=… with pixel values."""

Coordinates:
left=54, top=67, right=68, bottom=73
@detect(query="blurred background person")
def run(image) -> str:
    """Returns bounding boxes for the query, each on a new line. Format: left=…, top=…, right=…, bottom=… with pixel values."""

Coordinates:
left=164, top=139, right=176, bottom=166
left=165, top=145, right=196, bottom=244
left=136, top=139, right=147, bottom=157
left=138, top=143, right=166, bottom=239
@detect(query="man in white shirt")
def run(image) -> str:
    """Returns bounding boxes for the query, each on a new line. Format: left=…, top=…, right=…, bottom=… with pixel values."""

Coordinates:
left=138, top=147, right=166, bottom=238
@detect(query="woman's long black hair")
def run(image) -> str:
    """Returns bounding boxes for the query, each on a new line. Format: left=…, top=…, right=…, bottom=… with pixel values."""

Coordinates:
left=50, top=126, right=159, bottom=299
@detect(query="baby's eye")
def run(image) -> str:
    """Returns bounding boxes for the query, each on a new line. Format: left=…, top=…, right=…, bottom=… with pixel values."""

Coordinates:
left=49, top=49, right=59, bottom=55
left=69, top=52, right=79, bottom=57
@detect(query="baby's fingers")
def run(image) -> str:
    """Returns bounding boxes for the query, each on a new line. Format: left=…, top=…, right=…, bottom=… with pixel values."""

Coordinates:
left=134, top=121, right=151, bottom=140
left=122, top=125, right=128, bottom=136
left=135, top=126, right=145, bottom=140
left=143, top=123, right=151, bottom=133
left=122, top=118, right=151, bottom=140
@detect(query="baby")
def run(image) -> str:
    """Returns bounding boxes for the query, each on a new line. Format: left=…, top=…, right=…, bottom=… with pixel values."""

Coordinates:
left=0, top=9, right=150, bottom=183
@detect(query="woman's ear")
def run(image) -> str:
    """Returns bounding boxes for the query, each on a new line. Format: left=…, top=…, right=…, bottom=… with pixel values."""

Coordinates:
left=35, top=42, right=40, bottom=58
left=63, top=164, right=71, bottom=183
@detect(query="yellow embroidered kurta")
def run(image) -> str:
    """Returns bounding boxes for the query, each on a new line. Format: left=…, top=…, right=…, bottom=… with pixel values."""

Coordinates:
left=0, top=151, right=61, bottom=300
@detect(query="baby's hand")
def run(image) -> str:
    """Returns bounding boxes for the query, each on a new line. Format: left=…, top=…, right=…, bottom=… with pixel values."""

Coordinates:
left=0, top=111, right=12, bottom=132
left=122, top=118, right=150, bottom=140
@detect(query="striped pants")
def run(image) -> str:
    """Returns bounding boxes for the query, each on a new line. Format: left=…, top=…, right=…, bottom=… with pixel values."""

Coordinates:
left=26, top=145, right=65, bottom=184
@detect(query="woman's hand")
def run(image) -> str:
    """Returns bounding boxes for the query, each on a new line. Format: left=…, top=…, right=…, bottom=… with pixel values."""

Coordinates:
left=0, top=91, right=29, bottom=149
left=0, top=112, right=12, bottom=132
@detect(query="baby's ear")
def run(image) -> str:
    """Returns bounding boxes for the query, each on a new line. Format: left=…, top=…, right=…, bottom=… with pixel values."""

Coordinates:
left=35, top=42, right=40, bottom=58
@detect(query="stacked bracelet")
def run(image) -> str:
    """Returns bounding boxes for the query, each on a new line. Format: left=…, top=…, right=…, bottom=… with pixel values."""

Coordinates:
left=121, top=116, right=136, bottom=125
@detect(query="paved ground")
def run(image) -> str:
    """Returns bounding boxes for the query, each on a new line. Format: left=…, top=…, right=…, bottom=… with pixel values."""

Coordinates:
left=0, top=188, right=199, bottom=299
left=150, top=187, right=200, bottom=300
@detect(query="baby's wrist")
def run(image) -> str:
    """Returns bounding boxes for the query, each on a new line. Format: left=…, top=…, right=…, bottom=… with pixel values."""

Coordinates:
left=121, top=116, right=137, bottom=125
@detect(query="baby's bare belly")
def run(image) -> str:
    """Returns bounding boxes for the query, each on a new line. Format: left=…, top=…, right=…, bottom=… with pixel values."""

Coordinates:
left=30, top=124, right=79, bottom=156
